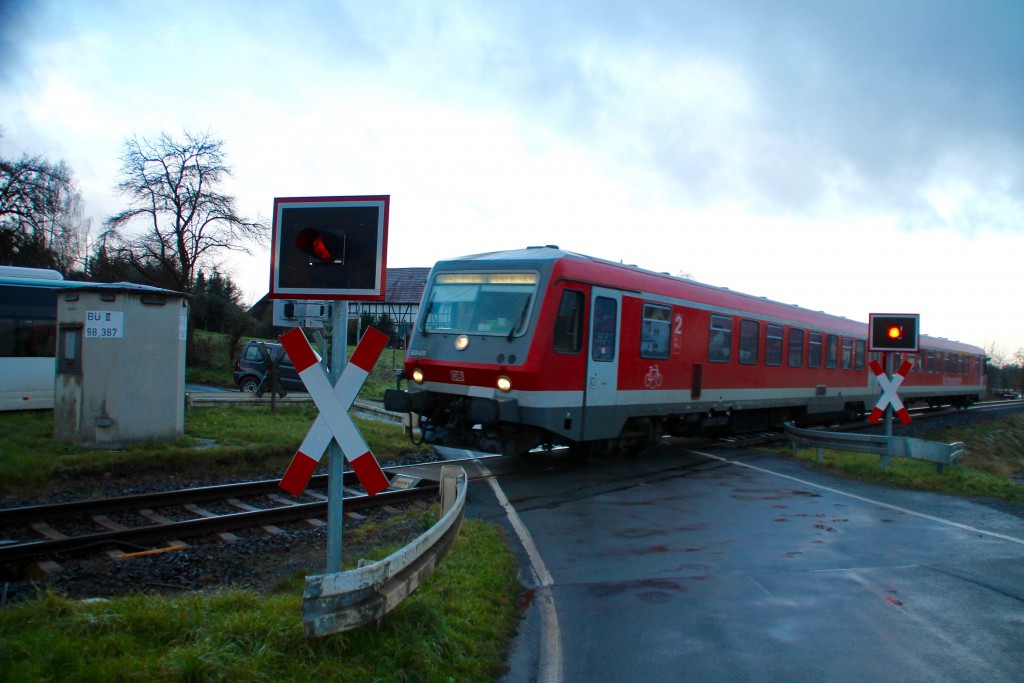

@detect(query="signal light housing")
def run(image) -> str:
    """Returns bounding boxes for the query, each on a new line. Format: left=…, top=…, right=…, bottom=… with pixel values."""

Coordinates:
left=269, top=196, right=389, bottom=301
left=869, top=313, right=920, bottom=352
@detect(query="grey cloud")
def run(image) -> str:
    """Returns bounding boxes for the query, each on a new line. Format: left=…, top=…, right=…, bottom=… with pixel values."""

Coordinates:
left=448, top=0, right=1024, bottom=230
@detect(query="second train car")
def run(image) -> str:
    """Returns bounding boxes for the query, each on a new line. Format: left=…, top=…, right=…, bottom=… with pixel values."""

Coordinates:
left=384, top=246, right=987, bottom=457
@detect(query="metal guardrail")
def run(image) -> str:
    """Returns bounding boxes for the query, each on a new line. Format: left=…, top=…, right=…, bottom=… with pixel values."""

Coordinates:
left=784, top=422, right=964, bottom=473
left=301, top=465, right=467, bottom=637
left=185, top=391, right=314, bottom=409
left=184, top=391, right=400, bottom=422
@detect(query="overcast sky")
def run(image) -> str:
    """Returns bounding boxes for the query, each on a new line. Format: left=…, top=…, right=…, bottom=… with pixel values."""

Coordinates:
left=2, top=0, right=1022, bottom=357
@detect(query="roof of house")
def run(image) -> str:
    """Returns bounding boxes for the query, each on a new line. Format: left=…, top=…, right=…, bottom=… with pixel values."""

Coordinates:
left=249, top=267, right=430, bottom=317
left=383, top=267, right=430, bottom=304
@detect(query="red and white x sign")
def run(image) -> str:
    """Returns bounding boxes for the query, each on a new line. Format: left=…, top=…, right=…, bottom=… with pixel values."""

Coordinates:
left=278, top=327, right=390, bottom=497
left=868, top=358, right=914, bottom=426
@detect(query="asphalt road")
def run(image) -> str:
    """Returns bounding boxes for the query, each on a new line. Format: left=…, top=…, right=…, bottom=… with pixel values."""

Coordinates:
left=466, top=443, right=1024, bottom=683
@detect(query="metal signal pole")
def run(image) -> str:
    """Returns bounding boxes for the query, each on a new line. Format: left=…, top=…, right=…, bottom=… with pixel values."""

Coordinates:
left=325, top=301, right=348, bottom=573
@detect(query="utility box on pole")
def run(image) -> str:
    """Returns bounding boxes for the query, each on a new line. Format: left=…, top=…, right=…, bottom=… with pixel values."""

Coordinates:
left=53, top=283, right=189, bottom=447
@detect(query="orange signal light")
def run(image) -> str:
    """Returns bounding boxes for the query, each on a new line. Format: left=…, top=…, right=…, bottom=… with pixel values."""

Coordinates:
left=887, top=325, right=902, bottom=340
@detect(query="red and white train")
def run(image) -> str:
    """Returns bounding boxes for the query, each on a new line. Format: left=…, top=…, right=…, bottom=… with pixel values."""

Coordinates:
left=384, top=246, right=987, bottom=457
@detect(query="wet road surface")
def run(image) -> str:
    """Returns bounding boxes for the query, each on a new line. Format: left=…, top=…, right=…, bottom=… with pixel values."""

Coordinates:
left=471, top=443, right=1024, bottom=682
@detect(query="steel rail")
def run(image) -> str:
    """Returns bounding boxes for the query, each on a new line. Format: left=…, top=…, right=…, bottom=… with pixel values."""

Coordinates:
left=0, top=457, right=457, bottom=525
left=0, top=486, right=433, bottom=566
left=0, top=473, right=347, bottom=524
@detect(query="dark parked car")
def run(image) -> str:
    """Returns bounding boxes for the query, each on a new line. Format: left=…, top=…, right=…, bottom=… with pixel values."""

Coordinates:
left=233, top=341, right=307, bottom=393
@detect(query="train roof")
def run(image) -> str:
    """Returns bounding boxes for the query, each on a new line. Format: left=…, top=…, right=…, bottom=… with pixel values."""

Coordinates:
left=436, top=246, right=984, bottom=355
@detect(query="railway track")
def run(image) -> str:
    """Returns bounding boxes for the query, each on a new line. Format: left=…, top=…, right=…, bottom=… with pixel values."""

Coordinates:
left=3, top=399, right=1019, bottom=576
left=0, top=469, right=437, bottom=574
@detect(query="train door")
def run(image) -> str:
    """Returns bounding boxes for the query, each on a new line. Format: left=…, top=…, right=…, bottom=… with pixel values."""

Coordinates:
left=582, top=287, right=621, bottom=440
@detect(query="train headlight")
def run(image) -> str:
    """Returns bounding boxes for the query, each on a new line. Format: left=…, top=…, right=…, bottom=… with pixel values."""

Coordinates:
left=497, top=376, right=512, bottom=392
left=412, top=368, right=425, bottom=384
left=455, top=335, right=470, bottom=351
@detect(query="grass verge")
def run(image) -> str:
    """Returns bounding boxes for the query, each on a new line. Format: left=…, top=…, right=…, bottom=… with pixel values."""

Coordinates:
left=0, top=518, right=521, bottom=683
left=785, top=413, right=1024, bottom=501
left=0, top=407, right=430, bottom=496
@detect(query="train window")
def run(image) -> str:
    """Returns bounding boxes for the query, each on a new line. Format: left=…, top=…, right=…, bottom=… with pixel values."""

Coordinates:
left=708, top=315, right=732, bottom=363
left=787, top=328, right=804, bottom=367
left=424, top=272, right=539, bottom=337
left=739, top=319, right=759, bottom=365
left=841, top=338, right=853, bottom=369
left=926, top=350, right=934, bottom=373
left=855, top=340, right=865, bottom=370
left=808, top=332, right=823, bottom=368
left=640, top=304, right=672, bottom=359
left=765, top=324, right=783, bottom=366
left=591, top=297, right=617, bottom=362
left=825, top=335, right=838, bottom=369
left=553, top=289, right=585, bottom=353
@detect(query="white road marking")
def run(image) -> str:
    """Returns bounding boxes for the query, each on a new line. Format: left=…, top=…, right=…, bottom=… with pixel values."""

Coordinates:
left=465, top=451, right=563, bottom=683
left=691, top=449, right=1024, bottom=546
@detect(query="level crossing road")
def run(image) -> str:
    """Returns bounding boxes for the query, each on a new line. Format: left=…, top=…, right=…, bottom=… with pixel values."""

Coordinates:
left=462, top=443, right=1024, bottom=683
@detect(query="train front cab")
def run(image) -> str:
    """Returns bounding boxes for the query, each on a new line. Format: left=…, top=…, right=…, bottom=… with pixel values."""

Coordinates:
left=383, top=251, right=660, bottom=457
left=384, top=252, right=577, bottom=455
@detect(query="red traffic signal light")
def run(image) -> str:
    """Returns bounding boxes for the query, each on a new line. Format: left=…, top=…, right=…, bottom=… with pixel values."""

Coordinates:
left=295, top=228, right=346, bottom=264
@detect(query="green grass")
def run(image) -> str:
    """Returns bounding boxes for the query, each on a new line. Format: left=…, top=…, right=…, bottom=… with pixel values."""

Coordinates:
left=0, top=407, right=430, bottom=496
left=186, top=364, right=234, bottom=387
left=785, top=414, right=1024, bottom=500
left=0, top=519, right=521, bottom=683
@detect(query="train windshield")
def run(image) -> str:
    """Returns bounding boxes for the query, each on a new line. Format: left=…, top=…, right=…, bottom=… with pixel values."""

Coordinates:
left=422, top=272, right=539, bottom=337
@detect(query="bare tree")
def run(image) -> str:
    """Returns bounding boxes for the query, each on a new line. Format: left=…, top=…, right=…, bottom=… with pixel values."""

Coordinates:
left=986, top=341, right=1006, bottom=369
left=0, top=132, right=90, bottom=271
left=103, top=129, right=267, bottom=293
